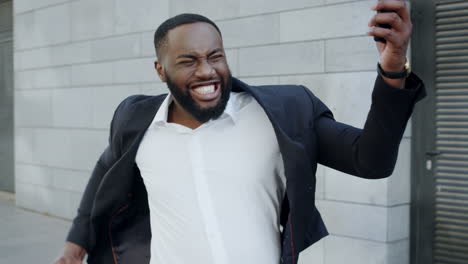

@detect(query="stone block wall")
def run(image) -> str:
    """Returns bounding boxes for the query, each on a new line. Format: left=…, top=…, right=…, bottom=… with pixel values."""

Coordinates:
left=13, top=0, right=412, bottom=263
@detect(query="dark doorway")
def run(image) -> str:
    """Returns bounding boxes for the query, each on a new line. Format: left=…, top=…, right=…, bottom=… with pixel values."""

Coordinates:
left=411, top=0, right=468, bottom=263
left=0, top=0, right=13, bottom=193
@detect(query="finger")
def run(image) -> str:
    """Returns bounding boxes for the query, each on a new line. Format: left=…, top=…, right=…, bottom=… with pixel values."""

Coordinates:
left=376, top=41, right=385, bottom=53
left=367, top=26, right=400, bottom=44
left=372, top=0, right=410, bottom=23
left=368, top=12, right=404, bottom=32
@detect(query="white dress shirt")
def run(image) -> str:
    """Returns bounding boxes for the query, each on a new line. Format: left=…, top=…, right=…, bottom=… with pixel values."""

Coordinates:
left=135, top=91, right=286, bottom=264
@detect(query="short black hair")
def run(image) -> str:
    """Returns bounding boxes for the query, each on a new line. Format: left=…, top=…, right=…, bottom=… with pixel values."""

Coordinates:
left=154, top=13, right=222, bottom=59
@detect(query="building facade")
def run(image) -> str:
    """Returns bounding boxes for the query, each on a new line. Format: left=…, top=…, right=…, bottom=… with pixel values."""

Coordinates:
left=3, top=0, right=466, bottom=263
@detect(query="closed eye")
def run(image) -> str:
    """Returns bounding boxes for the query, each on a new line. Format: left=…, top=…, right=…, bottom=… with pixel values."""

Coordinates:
left=209, top=54, right=224, bottom=61
left=178, top=60, right=195, bottom=65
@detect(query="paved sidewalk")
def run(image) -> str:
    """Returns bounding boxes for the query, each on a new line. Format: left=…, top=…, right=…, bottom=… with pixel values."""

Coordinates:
left=0, top=192, right=71, bottom=264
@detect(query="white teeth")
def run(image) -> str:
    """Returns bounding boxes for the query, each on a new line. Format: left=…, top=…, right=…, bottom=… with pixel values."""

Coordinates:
left=193, top=85, right=215, bottom=95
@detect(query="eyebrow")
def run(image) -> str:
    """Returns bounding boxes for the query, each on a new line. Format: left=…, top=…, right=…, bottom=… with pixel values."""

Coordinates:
left=207, top=48, right=223, bottom=57
left=176, top=48, right=223, bottom=60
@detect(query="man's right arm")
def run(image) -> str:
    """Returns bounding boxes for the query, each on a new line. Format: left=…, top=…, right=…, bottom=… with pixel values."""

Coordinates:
left=54, top=98, right=129, bottom=263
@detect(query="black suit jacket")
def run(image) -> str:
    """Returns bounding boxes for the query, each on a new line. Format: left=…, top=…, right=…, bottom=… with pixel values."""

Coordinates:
left=67, top=74, right=425, bottom=264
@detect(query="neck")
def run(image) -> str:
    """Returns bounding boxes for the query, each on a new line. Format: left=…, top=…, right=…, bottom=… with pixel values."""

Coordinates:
left=167, top=101, right=203, bottom=129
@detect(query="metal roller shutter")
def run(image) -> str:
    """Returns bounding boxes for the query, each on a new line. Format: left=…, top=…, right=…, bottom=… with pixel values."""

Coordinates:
left=434, top=1, right=468, bottom=263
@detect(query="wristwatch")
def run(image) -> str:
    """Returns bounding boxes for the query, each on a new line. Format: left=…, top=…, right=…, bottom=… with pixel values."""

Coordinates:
left=377, top=59, right=411, bottom=79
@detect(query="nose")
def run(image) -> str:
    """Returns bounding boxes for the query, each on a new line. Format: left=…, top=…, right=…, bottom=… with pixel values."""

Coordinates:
left=195, top=59, right=215, bottom=79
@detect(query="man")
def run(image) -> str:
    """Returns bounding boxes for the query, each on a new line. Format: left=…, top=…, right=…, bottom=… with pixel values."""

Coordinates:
left=55, top=1, right=425, bottom=263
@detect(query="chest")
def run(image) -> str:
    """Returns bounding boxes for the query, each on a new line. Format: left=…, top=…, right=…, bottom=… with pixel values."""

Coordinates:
left=136, top=99, right=282, bottom=188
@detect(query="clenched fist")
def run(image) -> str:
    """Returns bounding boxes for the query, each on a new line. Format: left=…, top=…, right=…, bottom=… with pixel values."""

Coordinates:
left=367, top=0, right=413, bottom=88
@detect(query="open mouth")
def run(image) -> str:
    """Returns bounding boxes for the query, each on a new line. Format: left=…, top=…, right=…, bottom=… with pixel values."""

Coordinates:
left=190, top=82, right=221, bottom=101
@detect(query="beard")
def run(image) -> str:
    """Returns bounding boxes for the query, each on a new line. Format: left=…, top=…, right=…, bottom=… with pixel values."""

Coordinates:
left=165, top=70, right=232, bottom=123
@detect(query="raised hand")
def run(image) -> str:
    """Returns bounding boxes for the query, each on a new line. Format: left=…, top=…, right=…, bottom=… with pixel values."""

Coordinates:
left=367, top=0, right=412, bottom=87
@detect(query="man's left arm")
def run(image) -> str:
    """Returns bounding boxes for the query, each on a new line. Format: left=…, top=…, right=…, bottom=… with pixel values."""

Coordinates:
left=311, top=0, right=426, bottom=178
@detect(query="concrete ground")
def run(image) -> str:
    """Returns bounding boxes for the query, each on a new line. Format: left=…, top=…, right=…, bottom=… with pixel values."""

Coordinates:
left=0, top=191, right=71, bottom=264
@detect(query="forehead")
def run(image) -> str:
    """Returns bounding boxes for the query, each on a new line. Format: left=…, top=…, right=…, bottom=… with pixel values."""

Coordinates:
left=165, top=22, right=223, bottom=57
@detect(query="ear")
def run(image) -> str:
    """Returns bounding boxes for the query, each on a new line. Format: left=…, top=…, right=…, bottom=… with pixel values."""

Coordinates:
left=154, top=61, right=166, bottom=82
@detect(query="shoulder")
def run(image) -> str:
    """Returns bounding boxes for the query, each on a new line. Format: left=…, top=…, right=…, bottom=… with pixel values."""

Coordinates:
left=115, top=94, right=167, bottom=113
left=250, top=83, right=316, bottom=111
left=242, top=81, right=335, bottom=127
left=250, top=83, right=305, bottom=95
left=111, top=93, right=167, bottom=125
left=119, top=94, right=167, bottom=109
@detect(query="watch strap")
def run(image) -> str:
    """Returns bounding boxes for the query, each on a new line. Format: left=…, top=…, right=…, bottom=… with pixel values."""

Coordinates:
left=377, top=61, right=410, bottom=79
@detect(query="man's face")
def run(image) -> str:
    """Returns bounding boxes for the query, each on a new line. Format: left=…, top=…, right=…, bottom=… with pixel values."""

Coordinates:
left=157, top=22, right=232, bottom=123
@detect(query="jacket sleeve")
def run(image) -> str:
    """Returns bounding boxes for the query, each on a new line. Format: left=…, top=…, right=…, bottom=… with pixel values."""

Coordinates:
left=65, top=99, right=128, bottom=253
left=306, top=72, right=426, bottom=179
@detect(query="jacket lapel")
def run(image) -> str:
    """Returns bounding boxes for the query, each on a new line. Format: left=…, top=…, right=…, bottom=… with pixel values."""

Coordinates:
left=232, top=78, right=309, bottom=183
left=232, top=78, right=300, bottom=144
left=94, top=95, right=167, bottom=217
left=120, top=95, right=168, bottom=153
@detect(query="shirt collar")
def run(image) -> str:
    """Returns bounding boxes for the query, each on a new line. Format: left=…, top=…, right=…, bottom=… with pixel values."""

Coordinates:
left=152, top=92, right=239, bottom=127
left=153, top=93, right=172, bottom=126
left=222, top=92, right=238, bottom=124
